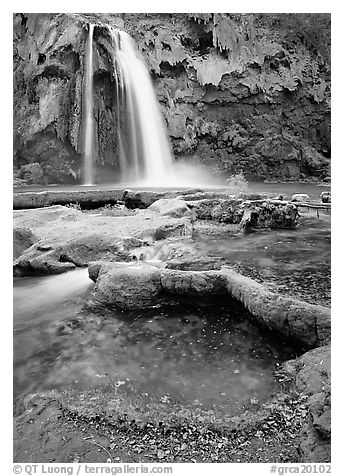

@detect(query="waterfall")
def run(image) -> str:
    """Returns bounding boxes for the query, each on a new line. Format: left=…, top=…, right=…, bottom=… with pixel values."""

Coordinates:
left=82, top=24, right=95, bottom=185
left=80, top=25, right=219, bottom=187
left=109, top=28, right=174, bottom=185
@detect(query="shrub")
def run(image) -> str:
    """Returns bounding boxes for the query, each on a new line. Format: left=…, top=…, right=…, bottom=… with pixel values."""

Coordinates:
left=225, top=173, right=248, bottom=195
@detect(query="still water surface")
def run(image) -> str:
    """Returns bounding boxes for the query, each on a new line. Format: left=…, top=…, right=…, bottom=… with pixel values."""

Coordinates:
left=13, top=269, right=297, bottom=416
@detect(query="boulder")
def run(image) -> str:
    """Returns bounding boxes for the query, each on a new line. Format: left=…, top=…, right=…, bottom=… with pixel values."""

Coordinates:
left=88, top=261, right=111, bottom=282
left=291, top=194, right=311, bottom=202
left=299, top=416, right=331, bottom=463
left=13, top=233, right=136, bottom=276
left=188, top=199, right=243, bottom=223
left=148, top=198, right=196, bottom=221
left=240, top=209, right=254, bottom=231
left=281, top=346, right=331, bottom=396
left=278, top=346, right=331, bottom=463
left=188, top=198, right=298, bottom=229
left=13, top=227, right=38, bottom=259
left=320, top=191, right=331, bottom=203
left=154, top=219, right=193, bottom=240
left=91, top=262, right=162, bottom=309
left=308, top=392, right=331, bottom=438
left=123, top=189, right=169, bottom=209
left=14, top=247, right=76, bottom=275
left=18, top=162, right=46, bottom=185
left=239, top=201, right=298, bottom=230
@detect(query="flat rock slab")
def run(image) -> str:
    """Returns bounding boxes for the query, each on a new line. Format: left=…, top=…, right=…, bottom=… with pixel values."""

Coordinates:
left=13, top=206, right=193, bottom=275
left=13, top=188, right=276, bottom=210
left=13, top=189, right=124, bottom=209
left=13, top=188, right=208, bottom=210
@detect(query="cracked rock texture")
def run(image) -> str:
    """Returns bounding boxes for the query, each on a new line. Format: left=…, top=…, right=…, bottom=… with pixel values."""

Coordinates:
left=280, top=346, right=331, bottom=462
left=13, top=13, right=330, bottom=183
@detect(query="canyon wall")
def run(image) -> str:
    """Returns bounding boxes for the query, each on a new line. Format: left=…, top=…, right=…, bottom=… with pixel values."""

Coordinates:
left=13, top=13, right=331, bottom=184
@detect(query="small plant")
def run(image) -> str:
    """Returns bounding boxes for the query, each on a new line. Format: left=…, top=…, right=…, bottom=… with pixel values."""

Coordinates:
left=65, top=202, right=81, bottom=210
left=225, top=172, right=248, bottom=195
left=100, top=204, right=137, bottom=217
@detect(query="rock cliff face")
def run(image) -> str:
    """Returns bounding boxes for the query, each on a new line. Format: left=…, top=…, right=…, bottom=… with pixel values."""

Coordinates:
left=13, top=13, right=331, bottom=184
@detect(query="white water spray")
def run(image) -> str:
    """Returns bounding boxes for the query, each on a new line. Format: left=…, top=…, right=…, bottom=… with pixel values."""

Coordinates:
left=82, top=24, right=95, bottom=185
left=109, top=28, right=174, bottom=185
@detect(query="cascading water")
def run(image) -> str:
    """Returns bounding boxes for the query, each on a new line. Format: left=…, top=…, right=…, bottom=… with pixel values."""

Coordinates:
left=80, top=25, right=220, bottom=187
left=109, top=28, right=174, bottom=185
left=82, top=24, right=95, bottom=185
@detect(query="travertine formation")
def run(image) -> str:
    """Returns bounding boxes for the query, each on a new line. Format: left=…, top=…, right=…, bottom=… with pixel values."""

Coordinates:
left=13, top=13, right=330, bottom=184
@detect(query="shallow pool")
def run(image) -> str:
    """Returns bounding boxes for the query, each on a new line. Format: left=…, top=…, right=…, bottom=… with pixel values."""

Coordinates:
left=13, top=269, right=298, bottom=416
